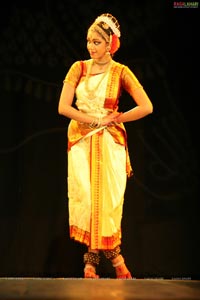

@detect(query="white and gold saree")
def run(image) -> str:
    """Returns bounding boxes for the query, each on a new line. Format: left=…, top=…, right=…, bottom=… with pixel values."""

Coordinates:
left=64, top=59, right=141, bottom=250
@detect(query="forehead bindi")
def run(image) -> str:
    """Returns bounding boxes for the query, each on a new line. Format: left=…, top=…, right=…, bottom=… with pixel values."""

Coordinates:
left=87, top=30, right=104, bottom=41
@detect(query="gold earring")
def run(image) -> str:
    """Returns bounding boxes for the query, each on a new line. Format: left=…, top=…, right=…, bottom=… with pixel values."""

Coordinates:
left=106, top=47, right=111, bottom=55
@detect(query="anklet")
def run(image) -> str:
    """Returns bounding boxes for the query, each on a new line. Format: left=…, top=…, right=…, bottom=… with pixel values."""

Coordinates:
left=112, top=258, right=124, bottom=268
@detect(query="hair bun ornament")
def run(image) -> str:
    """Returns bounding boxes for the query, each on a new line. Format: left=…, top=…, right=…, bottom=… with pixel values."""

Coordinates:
left=110, top=34, right=120, bottom=54
left=95, top=15, right=121, bottom=38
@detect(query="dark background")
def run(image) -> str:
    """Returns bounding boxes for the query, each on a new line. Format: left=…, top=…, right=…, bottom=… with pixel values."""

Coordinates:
left=0, top=0, right=199, bottom=279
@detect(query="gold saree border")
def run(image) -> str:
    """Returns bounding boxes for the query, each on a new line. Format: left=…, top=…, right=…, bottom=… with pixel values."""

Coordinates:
left=70, top=225, right=122, bottom=250
left=90, top=132, right=103, bottom=249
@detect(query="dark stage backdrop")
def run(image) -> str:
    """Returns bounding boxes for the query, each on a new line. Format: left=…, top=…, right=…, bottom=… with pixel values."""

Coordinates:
left=0, top=0, right=199, bottom=279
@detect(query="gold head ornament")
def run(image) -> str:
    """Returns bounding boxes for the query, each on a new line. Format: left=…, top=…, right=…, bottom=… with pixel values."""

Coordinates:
left=89, top=13, right=121, bottom=55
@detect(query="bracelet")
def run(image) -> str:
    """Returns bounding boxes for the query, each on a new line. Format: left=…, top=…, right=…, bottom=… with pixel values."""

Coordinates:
left=89, top=118, right=97, bottom=128
left=89, top=117, right=102, bottom=129
left=96, top=117, right=102, bottom=128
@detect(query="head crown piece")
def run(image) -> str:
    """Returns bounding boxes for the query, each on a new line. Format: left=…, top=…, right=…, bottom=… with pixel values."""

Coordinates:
left=95, top=15, right=121, bottom=38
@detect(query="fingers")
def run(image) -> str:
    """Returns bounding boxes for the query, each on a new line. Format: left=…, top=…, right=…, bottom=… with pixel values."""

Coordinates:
left=102, top=111, right=122, bottom=126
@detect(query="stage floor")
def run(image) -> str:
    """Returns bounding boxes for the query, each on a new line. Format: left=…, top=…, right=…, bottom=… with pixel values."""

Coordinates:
left=0, top=278, right=200, bottom=300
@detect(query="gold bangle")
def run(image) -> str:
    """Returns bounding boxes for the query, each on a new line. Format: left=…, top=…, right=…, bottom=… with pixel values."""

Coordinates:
left=89, top=117, right=102, bottom=129
left=89, top=118, right=97, bottom=128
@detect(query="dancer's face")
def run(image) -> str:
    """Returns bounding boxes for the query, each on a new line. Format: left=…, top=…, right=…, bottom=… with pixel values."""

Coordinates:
left=87, top=30, right=108, bottom=60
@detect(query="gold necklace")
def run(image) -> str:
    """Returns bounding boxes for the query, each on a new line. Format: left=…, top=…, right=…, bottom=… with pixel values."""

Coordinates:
left=84, top=59, right=112, bottom=100
left=93, top=59, right=111, bottom=66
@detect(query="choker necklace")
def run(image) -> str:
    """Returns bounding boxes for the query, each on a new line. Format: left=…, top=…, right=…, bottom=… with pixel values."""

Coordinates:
left=93, top=59, right=111, bottom=66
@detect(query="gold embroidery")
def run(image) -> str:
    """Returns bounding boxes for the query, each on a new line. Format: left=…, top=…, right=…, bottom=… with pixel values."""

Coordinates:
left=70, top=225, right=121, bottom=250
left=91, top=132, right=103, bottom=249
left=63, top=61, right=83, bottom=87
